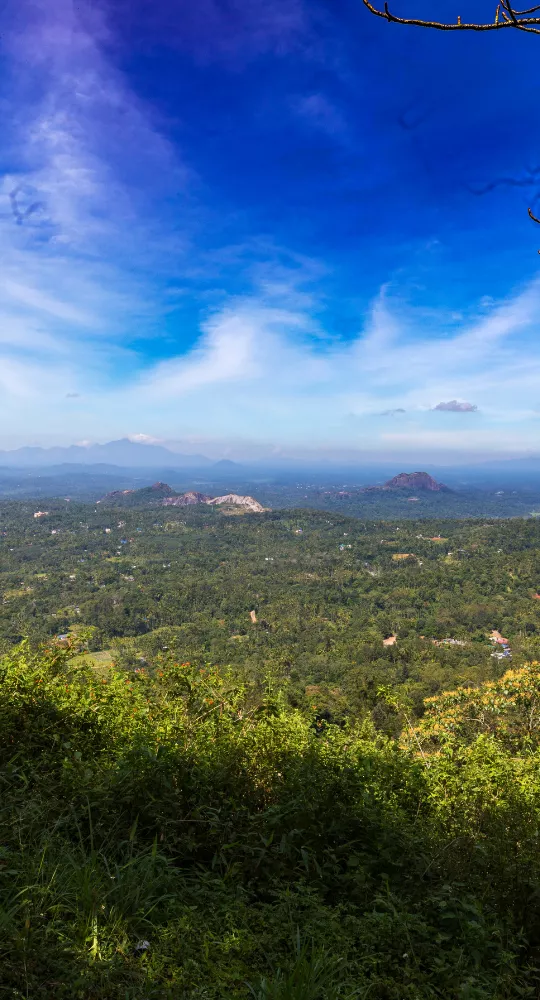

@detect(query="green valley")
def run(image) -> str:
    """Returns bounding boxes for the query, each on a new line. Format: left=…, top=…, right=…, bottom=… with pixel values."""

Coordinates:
left=3, top=499, right=540, bottom=997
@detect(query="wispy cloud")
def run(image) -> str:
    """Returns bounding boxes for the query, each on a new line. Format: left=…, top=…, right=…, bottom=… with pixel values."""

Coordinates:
left=0, top=0, right=189, bottom=403
left=95, top=269, right=540, bottom=456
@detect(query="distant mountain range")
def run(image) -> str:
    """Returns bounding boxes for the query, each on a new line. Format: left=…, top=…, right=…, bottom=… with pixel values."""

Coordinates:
left=0, top=439, right=214, bottom=468
left=4, top=438, right=540, bottom=483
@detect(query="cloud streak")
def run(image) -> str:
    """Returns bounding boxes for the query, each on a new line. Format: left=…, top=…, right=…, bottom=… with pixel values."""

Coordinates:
left=0, top=0, right=189, bottom=402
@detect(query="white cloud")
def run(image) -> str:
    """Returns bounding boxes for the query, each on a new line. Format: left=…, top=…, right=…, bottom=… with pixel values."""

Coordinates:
left=127, top=433, right=163, bottom=444
left=143, top=308, right=262, bottom=395
left=136, top=275, right=540, bottom=406
left=0, top=0, right=188, bottom=404
left=1, top=278, right=96, bottom=326
left=104, top=272, right=540, bottom=457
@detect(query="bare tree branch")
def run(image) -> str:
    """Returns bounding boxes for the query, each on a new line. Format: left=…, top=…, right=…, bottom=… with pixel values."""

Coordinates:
left=527, top=208, right=540, bottom=251
left=362, top=1, right=540, bottom=33
left=363, top=2, right=540, bottom=246
left=9, top=187, right=44, bottom=226
left=466, top=166, right=540, bottom=195
left=504, top=1, right=540, bottom=16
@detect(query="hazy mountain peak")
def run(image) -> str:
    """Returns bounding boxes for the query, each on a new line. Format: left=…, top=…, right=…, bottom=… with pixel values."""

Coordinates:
left=0, top=440, right=212, bottom=469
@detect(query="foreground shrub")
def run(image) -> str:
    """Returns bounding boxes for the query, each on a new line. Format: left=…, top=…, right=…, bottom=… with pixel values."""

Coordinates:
left=1, top=644, right=539, bottom=997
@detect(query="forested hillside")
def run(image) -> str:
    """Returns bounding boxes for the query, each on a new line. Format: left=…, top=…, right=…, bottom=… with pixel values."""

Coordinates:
left=4, top=501, right=540, bottom=996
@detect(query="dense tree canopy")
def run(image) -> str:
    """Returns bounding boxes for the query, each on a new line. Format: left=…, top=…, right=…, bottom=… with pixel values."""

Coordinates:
left=2, top=500, right=540, bottom=724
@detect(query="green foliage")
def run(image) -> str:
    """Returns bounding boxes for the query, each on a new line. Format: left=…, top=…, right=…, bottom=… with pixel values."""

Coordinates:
left=412, top=662, right=540, bottom=751
left=1, top=640, right=540, bottom=997
left=246, top=933, right=354, bottom=999
left=4, top=502, right=540, bottom=724
left=3, top=503, right=540, bottom=995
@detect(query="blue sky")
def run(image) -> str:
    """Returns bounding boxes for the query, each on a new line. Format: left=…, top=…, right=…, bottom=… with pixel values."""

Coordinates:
left=2, top=0, right=540, bottom=462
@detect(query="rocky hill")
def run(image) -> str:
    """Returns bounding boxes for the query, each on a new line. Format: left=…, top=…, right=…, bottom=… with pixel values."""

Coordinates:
left=162, top=491, right=212, bottom=506
left=99, top=482, right=176, bottom=506
left=162, top=492, right=265, bottom=513
left=206, top=493, right=265, bottom=512
left=99, top=483, right=265, bottom=512
left=382, top=472, right=451, bottom=492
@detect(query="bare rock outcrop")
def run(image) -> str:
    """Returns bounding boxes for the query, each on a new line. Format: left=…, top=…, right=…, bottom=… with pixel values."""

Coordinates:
left=206, top=494, right=265, bottom=512
left=162, top=491, right=212, bottom=506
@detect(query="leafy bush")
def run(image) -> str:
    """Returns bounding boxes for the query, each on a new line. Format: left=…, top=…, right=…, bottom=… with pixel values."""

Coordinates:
left=412, top=662, right=540, bottom=751
left=1, top=642, right=540, bottom=997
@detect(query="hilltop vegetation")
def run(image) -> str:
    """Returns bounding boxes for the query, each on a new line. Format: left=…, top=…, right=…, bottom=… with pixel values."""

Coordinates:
left=4, top=500, right=540, bottom=996
left=3, top=637, right=540, bottom=998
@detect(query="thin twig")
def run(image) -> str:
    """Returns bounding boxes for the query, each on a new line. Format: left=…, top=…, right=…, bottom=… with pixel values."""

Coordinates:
left=363, top=0, right=540, bottom=32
